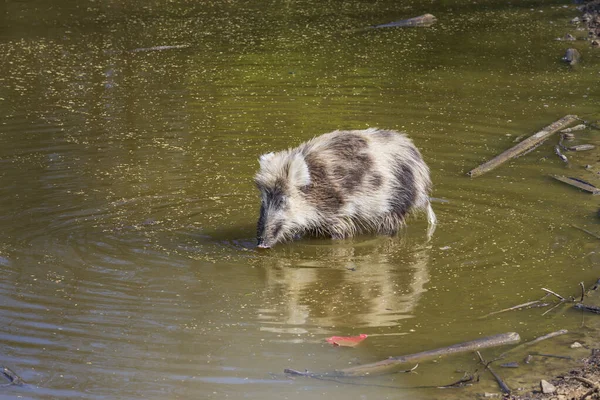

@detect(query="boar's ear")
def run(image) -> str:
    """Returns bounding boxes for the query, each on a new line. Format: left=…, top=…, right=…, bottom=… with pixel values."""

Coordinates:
left=259, top=152, right=275, bottom=168
left=288, top=153, right=310, bottom=188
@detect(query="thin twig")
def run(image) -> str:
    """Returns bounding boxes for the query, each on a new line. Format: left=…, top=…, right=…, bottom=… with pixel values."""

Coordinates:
left=566, top=376, right=600, bottom=388
left=541, top=288, right=566, bottom=301
left=580, top=282, right=586, bottom=302
left=541, top=301, right=565, bottom=316
left=480, top=300, right=543, bottom=318
left=566, top=376, right=600, bottom=399
left=500, top=330, right=568, bottom=359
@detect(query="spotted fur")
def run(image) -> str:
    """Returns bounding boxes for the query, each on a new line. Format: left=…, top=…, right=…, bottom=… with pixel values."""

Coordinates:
left=254, top=128, right=436, bottom=248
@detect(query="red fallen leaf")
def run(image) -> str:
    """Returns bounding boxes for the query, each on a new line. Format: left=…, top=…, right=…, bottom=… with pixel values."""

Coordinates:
left=325, top=334, right=368, bottom=347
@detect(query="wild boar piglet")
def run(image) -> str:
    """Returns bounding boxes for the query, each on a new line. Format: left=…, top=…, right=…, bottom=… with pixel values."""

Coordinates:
left=254, top=128, right=436, bottom=248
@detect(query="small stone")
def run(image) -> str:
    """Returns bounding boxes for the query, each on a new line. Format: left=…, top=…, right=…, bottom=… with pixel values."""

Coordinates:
left=571, top=16, right=580, bottom=24
left=541, top=379, right=556, bottom=394
left=571, top=341, right=583, bottom=348
left=483, top=393, right=500, bottom=398
left=563, top=48, right=581, bottom=65
left=592, top=40, right=599, bottom=48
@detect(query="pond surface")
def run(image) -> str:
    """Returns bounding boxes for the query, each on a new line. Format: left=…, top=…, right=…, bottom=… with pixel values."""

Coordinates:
left=1, top=0, right=600, bottom=398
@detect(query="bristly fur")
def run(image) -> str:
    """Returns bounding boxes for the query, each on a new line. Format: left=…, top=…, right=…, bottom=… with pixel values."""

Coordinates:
left=254, top=128, right=436, bottom=248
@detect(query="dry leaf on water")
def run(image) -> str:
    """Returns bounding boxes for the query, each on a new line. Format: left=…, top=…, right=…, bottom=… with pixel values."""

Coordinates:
left=325, top=334, right=368, bottom=347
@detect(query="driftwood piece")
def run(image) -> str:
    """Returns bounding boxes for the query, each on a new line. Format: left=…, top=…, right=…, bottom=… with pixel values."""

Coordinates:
left=467, top=115, right=579, bottom=177
left=552, top=175, right=600, bottom=194
left=330, top=332, right=520, bottom=377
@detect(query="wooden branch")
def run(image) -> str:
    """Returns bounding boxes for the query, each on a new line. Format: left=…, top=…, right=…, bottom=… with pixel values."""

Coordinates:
left=530, top=352, right=573, bottom=360
left=437, top=372, right=477, bottom=389
left=522, top=329, right=569, bottom=347
left=476, top=351, right=511, bottom=394
left=480, top=300, right=543, bottom=318
left=552, top=175, right=600, bottom=195
left=330, top=332, right=520, bottom=377
left=467, top=115, right=579, bottom=177
left=500, top=329, right=568, bottom=358
left=541, top=301, right=565, bottom=316
left=566, top=376, right=600, bottom=399
left=573, top=225, right=600, bottom=239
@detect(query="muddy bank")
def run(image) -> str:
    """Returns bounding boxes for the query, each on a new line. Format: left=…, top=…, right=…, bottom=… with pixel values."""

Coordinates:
left=508, top=350, right=600, bottom=400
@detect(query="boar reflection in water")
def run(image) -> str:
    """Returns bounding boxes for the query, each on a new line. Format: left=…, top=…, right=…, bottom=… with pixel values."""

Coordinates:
left=254, top=128, right=436, bottom=248
left=258, top=241, right=431, bottom=330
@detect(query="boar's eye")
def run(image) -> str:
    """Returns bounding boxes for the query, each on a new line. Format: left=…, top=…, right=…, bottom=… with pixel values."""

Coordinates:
left=267, top=191, right=287, bottom=210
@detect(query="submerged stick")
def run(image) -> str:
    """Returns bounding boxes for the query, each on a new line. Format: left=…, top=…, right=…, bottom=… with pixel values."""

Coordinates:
left=574, top=303, right=600, bottom=314
left=467, top=115, right=579, bottom=177
left=1, top=366, right=24, bottom=387
left=530, top=352, right=573, bottom=360
left=480, top=300, right=542, bottom=318
left=437, top=373, right=477, bottom=389
left=500, top=329, right=568, bottom=358
left=552, top=175, right=600, bottom=195
left=572, top=225, right=600, bottom=240
left=477, top=351, right=511, bottom=394
left=346, top=13, right=437, bottom=34
left=331, top=332, right=520, bottom=377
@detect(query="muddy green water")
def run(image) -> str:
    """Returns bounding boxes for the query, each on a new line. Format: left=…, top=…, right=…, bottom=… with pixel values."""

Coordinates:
left=1, top=0, right=600, bottom=398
